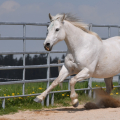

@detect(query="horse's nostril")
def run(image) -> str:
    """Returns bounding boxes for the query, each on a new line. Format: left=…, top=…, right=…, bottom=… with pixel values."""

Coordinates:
left=44, top=43, right=51, bottom=51
left=46, top=43, right=50, bottom=47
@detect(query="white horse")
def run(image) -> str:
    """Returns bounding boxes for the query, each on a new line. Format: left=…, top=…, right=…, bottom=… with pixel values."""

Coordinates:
left=34, top=13, right=120, bottom=107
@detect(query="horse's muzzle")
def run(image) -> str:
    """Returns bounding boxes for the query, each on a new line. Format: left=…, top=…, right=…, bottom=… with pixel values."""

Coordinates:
left=44, top=43, right=52, bottom=51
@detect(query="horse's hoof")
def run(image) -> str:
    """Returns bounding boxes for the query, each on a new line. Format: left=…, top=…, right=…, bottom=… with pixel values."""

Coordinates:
left=73, top=99, right=79, bottom=107
left=34, top=97, right=42, bottom=103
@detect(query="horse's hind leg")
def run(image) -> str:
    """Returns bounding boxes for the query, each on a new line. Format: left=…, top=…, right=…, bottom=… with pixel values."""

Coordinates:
left=104, top=77, right=113, bottom=94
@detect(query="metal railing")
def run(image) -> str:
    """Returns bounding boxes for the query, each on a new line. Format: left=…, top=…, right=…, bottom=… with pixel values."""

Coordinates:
left=0, top=22, right=120, bottom=109
left=90, top=23, right=120, bottom=38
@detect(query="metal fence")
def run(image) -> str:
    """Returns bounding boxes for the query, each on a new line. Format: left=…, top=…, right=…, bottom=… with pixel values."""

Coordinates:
left=0, top=22, right=120, bottom=109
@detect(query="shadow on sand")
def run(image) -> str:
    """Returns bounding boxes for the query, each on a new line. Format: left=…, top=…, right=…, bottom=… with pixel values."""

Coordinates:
left=34, top=107, right=86, bottom=114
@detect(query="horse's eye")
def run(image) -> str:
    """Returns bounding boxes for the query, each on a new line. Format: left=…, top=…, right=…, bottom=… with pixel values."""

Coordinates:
left=56, top=28, right=59, bottom=32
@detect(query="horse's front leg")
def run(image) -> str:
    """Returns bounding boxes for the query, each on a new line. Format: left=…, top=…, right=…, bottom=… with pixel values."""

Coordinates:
left=70, top=68, right=91, bottom=107
left=34, top=65, right=70, bottom=103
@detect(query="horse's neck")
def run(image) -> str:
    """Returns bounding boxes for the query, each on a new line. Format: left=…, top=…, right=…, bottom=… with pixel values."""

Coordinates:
left=64, top=21, right=88, bottom=53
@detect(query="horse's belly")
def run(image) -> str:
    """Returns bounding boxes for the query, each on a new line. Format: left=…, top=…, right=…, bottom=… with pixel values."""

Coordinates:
left=93, top=63, right=120, bottom=78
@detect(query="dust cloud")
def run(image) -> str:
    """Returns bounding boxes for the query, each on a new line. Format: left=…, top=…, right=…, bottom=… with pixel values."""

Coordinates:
left=84, top=88, right=120, bottom=109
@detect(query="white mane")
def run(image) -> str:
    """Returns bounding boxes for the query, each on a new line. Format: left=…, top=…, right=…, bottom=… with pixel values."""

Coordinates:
left=53, top=13, right=102, bottom=41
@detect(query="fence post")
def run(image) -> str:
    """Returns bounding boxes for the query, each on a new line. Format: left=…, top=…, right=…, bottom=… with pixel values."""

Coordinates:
left=89, top=23, right=92, bottom=31
left=88, top=78, right=92, bottom=97
left=46, top=52, right=50, bottom=106
left=2, top=98, right=5, bottom=109
left=41, top=99, right=44, bottom=106
left=93, top=90, right=96, bottom=99
left=22, top=25, right=26, bottom=95
left=108, top=26, right=111, bottom=38
left=51, top=93, right=54, bottom=106
left=118, top=75, right=120, bottom=85
left=118, top=26, right=120, bottom=36
left=68, top=76, right=71, bottom=91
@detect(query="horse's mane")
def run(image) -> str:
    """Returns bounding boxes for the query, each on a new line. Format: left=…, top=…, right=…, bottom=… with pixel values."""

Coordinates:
left=55, top=13, right=102, bottom=41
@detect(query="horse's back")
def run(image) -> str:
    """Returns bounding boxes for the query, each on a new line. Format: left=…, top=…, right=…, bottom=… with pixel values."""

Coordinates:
left=102, top=36, right=120, bottom=57
left=93, top=36, right=120, bottom=78
left=103, top=36, right=120, bottom=47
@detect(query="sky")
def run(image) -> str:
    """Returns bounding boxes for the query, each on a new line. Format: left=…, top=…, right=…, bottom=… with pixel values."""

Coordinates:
left=0, top=0, right=120, bottom=59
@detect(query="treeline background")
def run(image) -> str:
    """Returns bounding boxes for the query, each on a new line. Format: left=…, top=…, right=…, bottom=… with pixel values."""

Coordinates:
left=0, top=54, right=65, bottom=82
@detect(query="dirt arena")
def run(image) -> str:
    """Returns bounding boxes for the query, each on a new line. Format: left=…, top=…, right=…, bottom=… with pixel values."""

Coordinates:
left=0, top=105, right=120, bottom=120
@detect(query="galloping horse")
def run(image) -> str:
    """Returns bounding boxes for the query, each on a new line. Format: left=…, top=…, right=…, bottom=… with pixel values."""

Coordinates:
left=34, top=13, right=120, bottom=107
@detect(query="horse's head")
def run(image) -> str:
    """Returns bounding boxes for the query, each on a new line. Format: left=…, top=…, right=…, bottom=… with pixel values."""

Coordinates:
left=44, top=13, right=66, bottom=51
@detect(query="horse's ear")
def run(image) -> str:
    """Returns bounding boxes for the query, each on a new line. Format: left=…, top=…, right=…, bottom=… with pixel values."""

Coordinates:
left=49, top=13, right=53, bottom=21
left=60, top=14, right=65, bottom=22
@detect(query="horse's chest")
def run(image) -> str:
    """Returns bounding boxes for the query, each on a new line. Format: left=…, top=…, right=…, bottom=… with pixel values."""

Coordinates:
left=64, top=54, right=81, bottom=74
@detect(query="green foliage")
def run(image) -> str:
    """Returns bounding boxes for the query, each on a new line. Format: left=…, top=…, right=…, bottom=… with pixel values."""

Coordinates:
left=92, top=81, right=119, bottom=88
left=0, top=97, right=42, bottom=115
left=0, top=106, right=18, bottom=115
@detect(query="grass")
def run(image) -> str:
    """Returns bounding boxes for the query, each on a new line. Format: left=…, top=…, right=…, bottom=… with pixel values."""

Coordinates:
left=0, top=80, right=120, bottom=115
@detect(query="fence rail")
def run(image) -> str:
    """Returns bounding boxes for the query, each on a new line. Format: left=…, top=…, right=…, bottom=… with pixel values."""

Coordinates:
left=0, top=22, right=120, bottom=109
left=0, top=22, right=49, bottom=26
left=0, top=50, right=67, bottom=55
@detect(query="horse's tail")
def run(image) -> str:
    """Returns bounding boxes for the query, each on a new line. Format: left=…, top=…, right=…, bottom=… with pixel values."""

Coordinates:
left=84, top=102, right=99, bottom=109
left=84, top=88, right=120, bottom=109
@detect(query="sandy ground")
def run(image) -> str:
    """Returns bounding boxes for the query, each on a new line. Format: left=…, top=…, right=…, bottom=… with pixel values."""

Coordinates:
left=0, top=105, right=120, bottom=120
